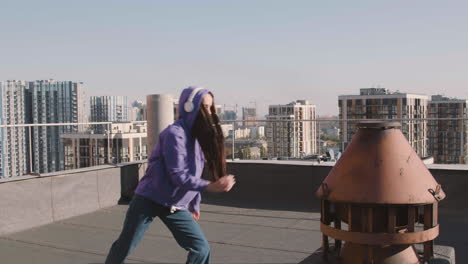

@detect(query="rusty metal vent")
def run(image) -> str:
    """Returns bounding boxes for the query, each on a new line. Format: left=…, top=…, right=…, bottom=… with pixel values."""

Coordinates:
left=316, top=121, right=445, bottom=263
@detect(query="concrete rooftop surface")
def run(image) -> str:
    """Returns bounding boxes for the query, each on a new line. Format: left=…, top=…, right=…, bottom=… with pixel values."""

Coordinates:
left=1, top=161, right=467, bottom=263
left=0, top=202, right=321, bottom=264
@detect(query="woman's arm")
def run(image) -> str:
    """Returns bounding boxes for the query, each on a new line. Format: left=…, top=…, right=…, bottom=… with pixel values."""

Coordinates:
left=164, top=126, right=236, bottom=193
left=164, top=128, right=210, bottom=192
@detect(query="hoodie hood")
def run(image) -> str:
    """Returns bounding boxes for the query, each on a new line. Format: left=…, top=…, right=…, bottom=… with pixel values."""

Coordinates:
left=178, top=86, right=211, bottom=131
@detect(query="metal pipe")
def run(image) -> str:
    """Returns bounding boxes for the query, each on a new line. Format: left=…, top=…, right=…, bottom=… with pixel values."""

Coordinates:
left=95, top=137, right=98, bottom=165
left=232, top=121, right=235, bottom=161
left=461, top=118, right=464, bottom=163
left=0, top=121, right=112, bottom=128
left=28, top=126, right=32, bottom=174
left=107, top=123, right=111, bottom=164
left=0, top=118, right=468, bottom=129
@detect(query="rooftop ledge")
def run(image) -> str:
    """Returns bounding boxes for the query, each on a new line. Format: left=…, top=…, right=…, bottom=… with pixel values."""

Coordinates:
left=1, top=160, right=467, bottom=185
left=228, top=159, right=468, bottom=171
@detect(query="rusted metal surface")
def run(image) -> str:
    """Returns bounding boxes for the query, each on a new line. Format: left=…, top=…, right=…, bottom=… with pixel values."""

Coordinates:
left=388, top=207, right=396, bottom=234
left=316, top=123, right=445, bottom=204
left=316, top=122, right=445, bottom=263
left=407, top=206, right=416, bottom=232
left=322, top=199, right=330, bottom=260
left=333, top=209, right=342, bottom=252
left=424, top=204, right=435, bottom=262
left=320, top=223, right=439, bottom=245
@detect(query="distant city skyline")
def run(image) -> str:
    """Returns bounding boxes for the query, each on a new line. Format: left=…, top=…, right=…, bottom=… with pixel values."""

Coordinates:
left=1, top=0, right=467, bottom=116
left=2, top=79, right=466, bottom=119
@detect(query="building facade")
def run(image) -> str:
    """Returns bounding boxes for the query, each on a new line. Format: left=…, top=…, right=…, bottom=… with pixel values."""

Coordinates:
left=251, top=126, right=265, bottom=139
left=338, top=88, right=429, bottom=157
left=215, top=105, right=223, bottom=116
left=221, top=111, right=237, bottom=121
left=323, top=127, right=340, bottom=138
left=0, top=80, right=29, bottom=178
left=428, top=95, right=468, bottom=164
left=26, top=80, right=87, bottom=173
left=61, top=123, right=147, bottom=169
left=233, top=127, right=251, bottom=139
left=242, top=107, right=257, bottom=126
left=266, top=100, right=317, bottom=158
left=90, top=96, right=129, bottom=133
left=129, top=100, right=146, bottom=121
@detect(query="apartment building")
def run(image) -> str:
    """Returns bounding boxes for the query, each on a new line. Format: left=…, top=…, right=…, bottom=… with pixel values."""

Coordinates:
left=267, top=100, right=317, bottom=158
left=338, top=88, right=429, bottom=157
left=428, top=95, right=468, bottom=164
left=61, top=123, right=147, bottom=169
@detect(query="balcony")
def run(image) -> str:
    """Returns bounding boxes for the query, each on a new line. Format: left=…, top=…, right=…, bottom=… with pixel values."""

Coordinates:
left=0, top=161, right=465, bottom=263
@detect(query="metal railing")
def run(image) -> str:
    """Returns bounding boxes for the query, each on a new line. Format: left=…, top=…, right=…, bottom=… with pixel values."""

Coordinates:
left=220, top=118, right=468, bottom=165
left=0, top=121, right=147, bottom=178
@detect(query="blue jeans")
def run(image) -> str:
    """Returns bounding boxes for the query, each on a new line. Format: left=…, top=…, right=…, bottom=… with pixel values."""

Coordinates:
left=105, top=194, right=210, bottom=264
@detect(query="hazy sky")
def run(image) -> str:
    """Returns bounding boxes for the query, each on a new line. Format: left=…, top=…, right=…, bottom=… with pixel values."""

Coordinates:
left=1, top=0, right=467, bottom=116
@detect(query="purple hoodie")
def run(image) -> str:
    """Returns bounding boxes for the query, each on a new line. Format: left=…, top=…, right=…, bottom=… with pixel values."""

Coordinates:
left=135, top=87, right=211, bottom=213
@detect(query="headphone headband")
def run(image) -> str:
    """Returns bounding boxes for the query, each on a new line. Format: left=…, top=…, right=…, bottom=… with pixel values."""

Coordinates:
left=187, top=87, right=203, bottom=102
left=184, top=87, right=204, bottom=112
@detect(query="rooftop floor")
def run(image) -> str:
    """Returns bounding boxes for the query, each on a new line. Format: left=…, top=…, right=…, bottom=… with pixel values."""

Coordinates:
left=0, top=202, right=322, bottom=264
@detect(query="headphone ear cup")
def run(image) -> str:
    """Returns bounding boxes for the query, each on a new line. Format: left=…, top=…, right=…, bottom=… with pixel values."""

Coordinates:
left=184, top=101, right=194, bottom=112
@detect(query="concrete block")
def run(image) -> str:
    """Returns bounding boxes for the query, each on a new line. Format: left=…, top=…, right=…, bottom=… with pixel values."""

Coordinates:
left=416, top=244, right=456, bottom=264
left=0, top=178, right=53, bottom=235
left=51, top=170, right=100, bottom=221
left=97, top=167, right=121, bottom=208
left=120, top=163, right=140, bottom=203
left=300, top=245, right=455, bottom=264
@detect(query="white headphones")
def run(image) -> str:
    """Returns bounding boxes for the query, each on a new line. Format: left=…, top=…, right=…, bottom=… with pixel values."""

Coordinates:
left=184, top=87, right=204, bottom=112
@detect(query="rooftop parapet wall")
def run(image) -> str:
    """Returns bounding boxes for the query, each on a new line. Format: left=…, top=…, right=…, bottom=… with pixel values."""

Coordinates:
left=209, top=161, right=468, bottom=215
left=0, top=162, right=146, bottom=236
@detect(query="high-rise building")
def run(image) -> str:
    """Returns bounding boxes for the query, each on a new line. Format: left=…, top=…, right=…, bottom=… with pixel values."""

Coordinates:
left=26, top=80, right=87, bottom=173
left=129, top=100, right=146, bottom=121
left=0, top=80, right=29, bottom=178
left=266, top=100, right=317, bottom=158
left=338, top=88, right=429, bottom=157
left=215, top=105, right=223, bottom=116
left=90, top=96, right=129, bottom=129
left=242, top=107, right=257, bottom=126
left=219, top=104, right=237, bottom=122
left=221, top=110, right=237, bottom=121
left=251, top=126, right=265, bottom=138
left=61, top=123, right=147, bottom=169
left=428, top=95, right=468, bottom=164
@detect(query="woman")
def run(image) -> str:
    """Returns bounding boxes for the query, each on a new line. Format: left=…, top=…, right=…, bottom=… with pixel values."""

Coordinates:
left=105, top=86, right=236, bottom=264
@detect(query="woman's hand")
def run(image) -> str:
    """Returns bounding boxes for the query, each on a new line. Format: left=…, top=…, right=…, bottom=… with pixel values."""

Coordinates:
left=191, top=211, right=200, bottom=221
left=205, top=175, right=236, bottom=193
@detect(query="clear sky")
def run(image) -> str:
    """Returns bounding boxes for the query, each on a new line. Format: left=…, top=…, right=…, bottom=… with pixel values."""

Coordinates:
left=1, top=0, right=467, bottom=116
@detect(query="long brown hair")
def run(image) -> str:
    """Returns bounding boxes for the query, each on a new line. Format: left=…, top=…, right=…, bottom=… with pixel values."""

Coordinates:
left=192, top=101, right=226, bottom=181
